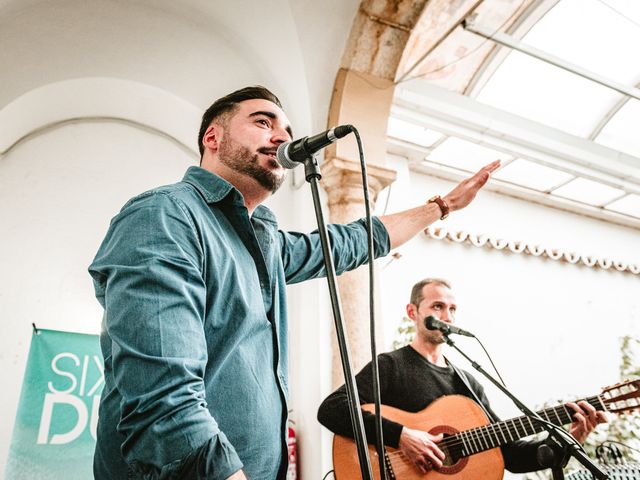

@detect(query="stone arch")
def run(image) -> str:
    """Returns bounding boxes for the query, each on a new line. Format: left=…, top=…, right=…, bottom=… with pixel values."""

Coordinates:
left=322, top=0, right=432, bottom=384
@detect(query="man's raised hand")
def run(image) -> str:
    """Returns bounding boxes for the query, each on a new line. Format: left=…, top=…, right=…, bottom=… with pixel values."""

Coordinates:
left=443, top=160, right=501, bottom=212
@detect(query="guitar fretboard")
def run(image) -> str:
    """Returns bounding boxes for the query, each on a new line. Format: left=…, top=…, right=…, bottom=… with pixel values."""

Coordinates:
left=444, top=394, right=606, bottom=459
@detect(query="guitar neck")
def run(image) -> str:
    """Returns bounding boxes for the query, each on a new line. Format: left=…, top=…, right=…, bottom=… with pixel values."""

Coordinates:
left=452, top=394, right=607, bottom=458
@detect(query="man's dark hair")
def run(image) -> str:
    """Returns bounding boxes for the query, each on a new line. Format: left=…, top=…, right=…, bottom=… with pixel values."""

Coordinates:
left=409, top=278, right=452, bottom=306
left=197, top=85, right=283, bottom=157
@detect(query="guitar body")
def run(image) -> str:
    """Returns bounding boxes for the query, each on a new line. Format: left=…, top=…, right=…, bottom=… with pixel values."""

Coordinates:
left=333, top=395, right=505, bottom=480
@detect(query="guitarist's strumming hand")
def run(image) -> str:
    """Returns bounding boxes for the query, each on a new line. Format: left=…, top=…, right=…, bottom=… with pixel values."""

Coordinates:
left=399, top=427, right=445, bottom=473
left=567, top=400, right=608, bottom=444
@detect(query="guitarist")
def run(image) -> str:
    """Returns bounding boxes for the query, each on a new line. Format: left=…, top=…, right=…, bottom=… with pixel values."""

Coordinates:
left=317, top=278, right=607, bottom=475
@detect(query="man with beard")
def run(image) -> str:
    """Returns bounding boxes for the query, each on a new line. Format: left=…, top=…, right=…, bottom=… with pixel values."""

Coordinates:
left=89, top=86, right=500, bottom=480
left=317, top=278, right=606, bottom=475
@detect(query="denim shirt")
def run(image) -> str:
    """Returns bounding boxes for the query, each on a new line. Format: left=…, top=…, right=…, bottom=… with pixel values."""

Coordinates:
left=89, top=166, right=390, bottom=480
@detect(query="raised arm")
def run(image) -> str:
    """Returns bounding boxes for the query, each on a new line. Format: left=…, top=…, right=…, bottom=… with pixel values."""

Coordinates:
left=379, top=160, right=500, bottom=249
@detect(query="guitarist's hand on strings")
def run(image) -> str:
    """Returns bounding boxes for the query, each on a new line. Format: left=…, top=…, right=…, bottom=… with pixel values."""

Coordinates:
left=399, top=427, right=445, bottom=473
left=567, top=400, right=608, bottom=444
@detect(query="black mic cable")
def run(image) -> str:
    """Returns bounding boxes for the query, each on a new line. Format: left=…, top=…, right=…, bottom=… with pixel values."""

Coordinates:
left=352, top=127, right=389, bottom=480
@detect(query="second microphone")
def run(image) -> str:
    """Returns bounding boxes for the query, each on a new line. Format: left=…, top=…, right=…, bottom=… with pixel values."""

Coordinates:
left=424, top=315, right=475, bottom=337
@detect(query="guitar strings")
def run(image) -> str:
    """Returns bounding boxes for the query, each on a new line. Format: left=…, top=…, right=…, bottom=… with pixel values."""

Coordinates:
left=384, top=395, right=603, bottom=459
left=444, top=396, right=602, bottom=453
left=382, top=397, right=585, bottom=475
left=383, top=450, right=437, bottom=476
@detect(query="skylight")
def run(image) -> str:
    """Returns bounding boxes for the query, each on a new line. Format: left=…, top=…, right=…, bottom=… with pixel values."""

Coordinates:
left=426, top=137, right=511, bottom=172
left=387, top=117, right=443, bottom=147
left=476, top=0, right=640, bottom=141
left=551, top=177, right=626, bottom=206
left=492, top=159, right=574, bottom=192
left=605, top=193, right=640, bottom=217
left=594, top=99, right=640, bottom=157
left=387, top=0, right=640, bottom=226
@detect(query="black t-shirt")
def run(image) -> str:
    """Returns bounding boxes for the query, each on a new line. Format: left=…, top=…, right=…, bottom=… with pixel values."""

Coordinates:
left=317, top=345, right=546, bottom=473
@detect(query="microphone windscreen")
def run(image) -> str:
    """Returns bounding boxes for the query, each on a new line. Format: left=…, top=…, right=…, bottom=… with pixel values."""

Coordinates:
left=424, top=316, right=439, bottom=330
left=276, top=143, right=299, bottom=169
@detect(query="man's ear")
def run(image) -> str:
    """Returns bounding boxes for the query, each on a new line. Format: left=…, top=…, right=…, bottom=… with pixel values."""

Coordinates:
left=202, top=124, right=222, bottom=154
left=406, top=303, right=417, bottom=321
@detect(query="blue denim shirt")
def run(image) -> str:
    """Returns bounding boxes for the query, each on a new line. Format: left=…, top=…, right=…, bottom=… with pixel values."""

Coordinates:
left=89, top=167, right=390, bottom=480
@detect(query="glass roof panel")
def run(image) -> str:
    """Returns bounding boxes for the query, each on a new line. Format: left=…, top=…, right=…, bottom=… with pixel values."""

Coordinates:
left=475, top=52, right=619, bottom=138
left=475, top=0, right=640, bottom=138
left=551, top=177, right=626, bottom=206
left=492, top=158, right=574, bottom=192
left=426, top=137, right=511, bottom=172
left=594, top=99, right=640, bottom=157
left=522, top=0, right=640, bottom=85
left=387, top=117, right=443, bottom=147
left=605, top=193, right=640, bottom=217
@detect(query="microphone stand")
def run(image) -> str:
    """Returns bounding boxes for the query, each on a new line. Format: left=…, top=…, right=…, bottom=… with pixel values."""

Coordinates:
left=302, top=154, right=374, bottom=480
left=442, top=334, right=608, bottom=480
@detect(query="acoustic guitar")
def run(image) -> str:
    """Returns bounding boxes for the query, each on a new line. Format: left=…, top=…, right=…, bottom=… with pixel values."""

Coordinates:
left=332, top=380, right=640, bottom=479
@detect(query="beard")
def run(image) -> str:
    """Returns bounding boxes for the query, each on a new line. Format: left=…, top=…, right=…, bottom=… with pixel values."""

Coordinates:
left=421, top=329, right=446, bottom=345
left=218, top=135, right=285, bottom=194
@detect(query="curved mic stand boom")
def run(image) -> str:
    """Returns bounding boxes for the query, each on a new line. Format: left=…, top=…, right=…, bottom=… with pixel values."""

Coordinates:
left=300, top=152, right=374, bottom=480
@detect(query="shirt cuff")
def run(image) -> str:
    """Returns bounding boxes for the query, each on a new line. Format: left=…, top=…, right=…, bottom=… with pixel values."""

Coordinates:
left=384, top=420, right=406, bottom=449
left=130, top=431, right=244, bottom=480
left=371, top=216, right=391, bottom=257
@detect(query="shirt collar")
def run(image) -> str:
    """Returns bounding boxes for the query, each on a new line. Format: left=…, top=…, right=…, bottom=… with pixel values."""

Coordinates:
left=183, top=166, right=235, bottom=202
left=182, top=166, right=277, bottom=224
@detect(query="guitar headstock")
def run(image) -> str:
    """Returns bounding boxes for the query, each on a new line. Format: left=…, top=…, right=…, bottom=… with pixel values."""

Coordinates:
left=601, top=379, right=640, bottom=414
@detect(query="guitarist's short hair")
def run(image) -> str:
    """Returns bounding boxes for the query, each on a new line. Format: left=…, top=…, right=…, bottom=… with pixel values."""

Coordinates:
left=410, top=278, right=452, bottom=305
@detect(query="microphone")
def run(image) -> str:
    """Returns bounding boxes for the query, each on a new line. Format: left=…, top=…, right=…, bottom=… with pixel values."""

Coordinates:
left=276, top=125, right=353, bottom=168
left=424, top=315, right=475, bottom=338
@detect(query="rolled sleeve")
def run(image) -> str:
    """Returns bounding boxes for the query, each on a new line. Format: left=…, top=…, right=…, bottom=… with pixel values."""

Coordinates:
left=281, top=216, right=391, bottom=284
left=130, top=433, right=244, bottom=480
left=90, top=191, right=240, bottom=475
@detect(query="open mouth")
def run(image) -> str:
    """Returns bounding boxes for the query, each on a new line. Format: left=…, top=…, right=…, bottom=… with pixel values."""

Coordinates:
left=259, top=149, right=280, bottom=166
left=259, top=148, right=277, bottom=157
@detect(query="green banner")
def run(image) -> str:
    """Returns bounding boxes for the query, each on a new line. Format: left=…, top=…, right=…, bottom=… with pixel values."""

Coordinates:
left=5, top=328, right=104, bottom=480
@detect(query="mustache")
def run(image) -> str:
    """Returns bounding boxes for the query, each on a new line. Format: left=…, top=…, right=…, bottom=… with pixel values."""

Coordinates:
left=257, top=147, right=278, bottom=156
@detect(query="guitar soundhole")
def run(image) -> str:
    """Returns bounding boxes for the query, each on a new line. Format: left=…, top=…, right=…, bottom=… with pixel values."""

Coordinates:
left=429, top=425, right=468, bottom=475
